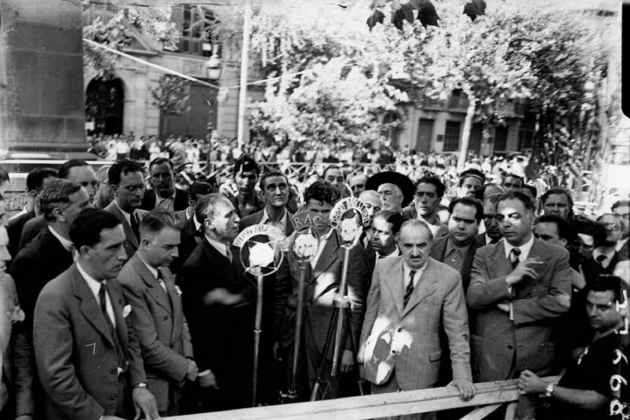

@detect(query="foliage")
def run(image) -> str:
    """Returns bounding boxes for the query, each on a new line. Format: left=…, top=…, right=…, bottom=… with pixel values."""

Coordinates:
left=83, top=3, right=179, bottom=79
left=150, top=75, right=191, bottom=117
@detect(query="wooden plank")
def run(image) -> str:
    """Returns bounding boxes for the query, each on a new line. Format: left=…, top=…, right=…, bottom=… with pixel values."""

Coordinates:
left=459, top=404, right=502, bottom=420
left=164, top=380, right=521, bottom=420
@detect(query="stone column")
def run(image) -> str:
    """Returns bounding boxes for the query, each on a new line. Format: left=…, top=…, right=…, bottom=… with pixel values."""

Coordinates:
left=0, top=0, right=86, bottom=153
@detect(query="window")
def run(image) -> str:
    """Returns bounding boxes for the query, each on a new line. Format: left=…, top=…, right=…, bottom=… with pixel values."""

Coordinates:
left=443, top=121, right=461, bottom=152
left=172, top=5, right=218, bottom=56
left=494, top=126, right=509, bottom=154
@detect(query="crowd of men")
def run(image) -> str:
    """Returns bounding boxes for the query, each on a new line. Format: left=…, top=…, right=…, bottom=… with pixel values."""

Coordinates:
left=0, top=155, right=627, bottom=420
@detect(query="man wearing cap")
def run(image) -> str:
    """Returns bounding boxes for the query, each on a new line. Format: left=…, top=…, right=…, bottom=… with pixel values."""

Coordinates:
left=365, top=172, right=414, bottom=215
left=456, top=169, right=485, bottom=199
left=230, top=155, right=265, bottom=218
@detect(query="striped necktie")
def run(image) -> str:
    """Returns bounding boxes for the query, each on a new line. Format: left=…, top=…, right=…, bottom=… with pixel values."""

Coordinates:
left=404, top=270, right=416, bottom=308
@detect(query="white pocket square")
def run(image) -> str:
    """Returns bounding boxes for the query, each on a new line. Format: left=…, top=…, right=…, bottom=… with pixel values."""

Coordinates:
left=122, top=305, right=132, bottom=318
left=174, top=285, right=183, bottom=296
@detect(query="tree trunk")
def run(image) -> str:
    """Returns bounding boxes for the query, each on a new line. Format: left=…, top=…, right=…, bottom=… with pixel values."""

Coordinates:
left=457, top=96, right=476, bottom=172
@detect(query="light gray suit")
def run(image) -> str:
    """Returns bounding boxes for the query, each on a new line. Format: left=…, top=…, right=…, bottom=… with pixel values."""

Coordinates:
left=117, top=255, right=193, bottom=414
left=103, top=202, right=147, bottom=258
left=359, top=257, right=472, bottom=392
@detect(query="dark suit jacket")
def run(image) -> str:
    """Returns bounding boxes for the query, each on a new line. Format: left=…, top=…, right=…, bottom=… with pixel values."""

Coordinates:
left=275, top=230, right=368, bottom=357
left=581, top=250, right=628, bottom=281
left=117, top=255, right=193, bottom=413
left=7, top=210, right=35, bottom=259
left=33, top=265, right=146, bottom=420
left=429, top=235, right=483, bottom=292
left=467, top=238, right=572, bottom=382
left=170, top=216, right=202, bottom=274
left=238, top=207, right=295, bottom=237
left=103, top=201, right=147, bottom=259
left=11, top=227, right=74, bottom=335
left=178, top=239, right=256, bottom=409
left=141, top=188, right=188, bottom=212
left=229, top=194, right=266, bottom=219
left=392, top=0, right=440, bottom=29
left=18, top=215, right=47, bottom=250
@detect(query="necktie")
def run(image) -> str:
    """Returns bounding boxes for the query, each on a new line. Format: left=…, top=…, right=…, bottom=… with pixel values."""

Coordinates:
left=130, top=212, right=140, bottom=240
left=157, top=270, right=167, bottom=293
left=510, top=248, right=521, bottom=269
left=226, top=246, right=233, bottom=263
left=403, top=270, right=416, bottom=308
left=596, top=254, right=607, bottom=268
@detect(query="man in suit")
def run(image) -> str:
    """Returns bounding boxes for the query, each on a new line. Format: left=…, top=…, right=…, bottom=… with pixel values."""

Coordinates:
left=229, top=155, right=265, bottom=218
left=467, top=190, right=573, bottom=382
left=171, top=181, right=214, bottom=274
left=403, top=176, right=448, bottom=238
left=477, top=191, right=503, bottom=246
left=141, top=157, right=188, bottom=213
left=275, top=180, right=368, bottom=400
left=104, top=160, right=148, bottom=259
left=19, top=159, right=98, bottom=250
left=239, top=170, right=295, bottom=237
left=33, top=208, right=159, bottom=420
left=7, top=167, right=57, bottom=259
left=118, top=211, right=197, bottom=416
left=179, top=194, right=256, bottom=411
left=392, top=0, right=439, bottom=29
left=359, top=220, right=474, bottom=420
left=429, top=197, right=484, bottom=292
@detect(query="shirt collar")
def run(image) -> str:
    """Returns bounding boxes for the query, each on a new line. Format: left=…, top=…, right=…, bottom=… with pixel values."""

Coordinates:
left=137, top=254, right=159, bottom=280
left=377, top=246, right=400, bottom=259
left=76, top=261, right=105, bottom=299
left=504, top=234, right=535, bottom=260
left=205, top=235, right=229, bottom=259
left=445, top=237, right=472, bottom=256
left=403, top=259, right=427, bottom=287
left=48, top=226, right=74, bottom=252
left=593, top=247, right=616, bottom=261
left=114, top=200, right=134, bottom=225
left=260, top=207, right=287, bottom=228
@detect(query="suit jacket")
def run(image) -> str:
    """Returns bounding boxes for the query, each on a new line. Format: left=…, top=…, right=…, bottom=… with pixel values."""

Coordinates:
left=117, top=255, right=193, bottom=413
left=238, top=207, right=295, bottom=237
left=429, top=235, right=483, bottom=291
left=178, top=238, right=257, bottom=408
left=275, top=230, right=368, bottom=357
left=7, top=209, right=35, bottom=259
left=170, top=215, right=202, bottom=274
left=18, top=215, right=47, bottom=250
left=392, top=0, right=440, bottom=29
left=103, top=201, right=148, bottom=259
left=229, top=194, right=266, bottom=219
left=467, top=238, right=572, bottom=382
left=140, top=188, right=189, bottom=212
left=33, top=265, right=146, bottom=420
left=11, top=227, right=74, bottom=335
left=359, top=257, right=472, bottom=390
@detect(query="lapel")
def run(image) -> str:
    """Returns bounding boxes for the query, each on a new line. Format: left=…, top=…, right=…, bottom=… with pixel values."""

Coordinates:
left=488, top=242, right=513, bottom=279
left=131, top=255, right=172, bottom=315
left=109, top=280, right=129, bottom=351
left=429, top=236, right=448, bottom=261
left=71, top=265, right=116, bottom=347
left=383, top=258, right=405, bottom=316
left=403, top=258, right=440, bottom=316
left=312, top=230, right=340, bottom=282
left=159, top=267, right=182, bottom=342
left=107, top=202, right=139, bottom=248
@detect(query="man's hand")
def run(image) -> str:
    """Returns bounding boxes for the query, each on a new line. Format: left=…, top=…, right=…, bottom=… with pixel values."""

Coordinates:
left=518, top=370, right=548, bottom=395
left=340, top=349, right=354, bottom=373
left=198, top=370, right=219, bottom=389
left=203, top=288, right=246, bottom=307
left=272, top=341, right=282, bottom=361
left=497, top=303, right=510, bottom=313
left=132, top=387, right=160, bottom=420
left=506, top=258, right=543, bottom=286
left=448, top=379, right=475, bottom=401
left=186, top=360, right=199, bottom=382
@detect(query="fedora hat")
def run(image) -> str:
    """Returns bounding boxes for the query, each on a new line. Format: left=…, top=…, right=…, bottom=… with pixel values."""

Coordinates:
left=365, top=171, right=415, bottom=208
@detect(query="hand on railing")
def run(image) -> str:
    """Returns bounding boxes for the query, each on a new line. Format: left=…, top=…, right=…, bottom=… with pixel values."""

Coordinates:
left=447, top=378, right=475, bottom=401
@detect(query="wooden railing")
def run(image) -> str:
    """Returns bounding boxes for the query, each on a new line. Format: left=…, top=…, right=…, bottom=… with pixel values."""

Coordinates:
left=164, top=377, right=560, bottom=420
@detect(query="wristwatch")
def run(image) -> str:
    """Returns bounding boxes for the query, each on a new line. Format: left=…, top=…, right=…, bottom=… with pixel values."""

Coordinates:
left=133, top=382, right=148, bottom=389
left=544, top=382, right=554, bottom=397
